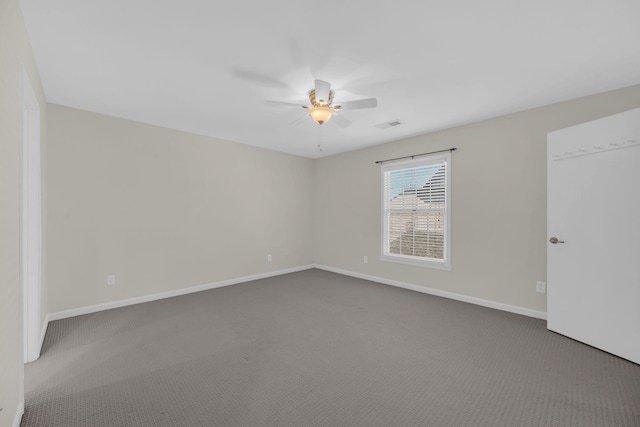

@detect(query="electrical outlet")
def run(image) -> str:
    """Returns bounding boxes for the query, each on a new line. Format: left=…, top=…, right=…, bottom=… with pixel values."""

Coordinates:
left=107, top=275, right=116, bottom=286
left=363, top=256, right=368, bottom=264
left=536, top=281, right=546, bottom=294
left=267, top=254, right=272, bottom=262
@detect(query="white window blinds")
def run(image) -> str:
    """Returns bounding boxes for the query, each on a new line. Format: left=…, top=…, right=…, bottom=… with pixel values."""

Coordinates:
left=382, top=153, right=451, bottom=269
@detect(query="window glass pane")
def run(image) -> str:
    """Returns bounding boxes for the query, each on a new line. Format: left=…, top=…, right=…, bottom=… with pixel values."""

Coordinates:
left=382, top=155, right=450, bottom=267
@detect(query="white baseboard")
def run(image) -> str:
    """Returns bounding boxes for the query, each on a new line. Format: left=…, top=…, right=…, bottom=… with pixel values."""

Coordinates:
left=38, top=314, right=50, bottom=356
left=13, top=400, right=24, bottom=427
left=46, top=263, right=545, bottom=323
left=314, top=264, right=547, bottom=320
left=48, top=265, right=315, bottom=322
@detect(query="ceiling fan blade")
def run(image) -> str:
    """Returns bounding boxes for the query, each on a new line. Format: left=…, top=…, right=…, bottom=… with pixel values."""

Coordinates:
left=331, top=114, right=352, bottom=128
left=335, top=97, right=377, bottom=110
left=314, top=79, right=331, bottom=104
left=266, top=101, right=308, bottom=109
left=290, top=113, right=309, bottom=125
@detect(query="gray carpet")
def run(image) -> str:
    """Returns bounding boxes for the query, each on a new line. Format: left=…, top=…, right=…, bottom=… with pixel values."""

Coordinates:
left=22, top=269, right=640, bottom=426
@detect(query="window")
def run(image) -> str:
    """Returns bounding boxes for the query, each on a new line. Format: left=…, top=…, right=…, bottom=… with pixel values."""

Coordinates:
left=381, top=152, right=451, bottom=270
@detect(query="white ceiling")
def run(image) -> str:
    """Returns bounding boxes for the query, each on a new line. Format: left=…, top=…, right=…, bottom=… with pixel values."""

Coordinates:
left=20, top=0, right=640, bottom=158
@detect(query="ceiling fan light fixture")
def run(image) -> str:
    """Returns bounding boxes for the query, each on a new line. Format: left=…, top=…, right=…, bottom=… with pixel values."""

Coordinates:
left=309, top=105, right=334, bottom=125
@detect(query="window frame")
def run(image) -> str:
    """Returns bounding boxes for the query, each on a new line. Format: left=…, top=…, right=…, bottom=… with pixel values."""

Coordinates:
left=380, top=152, right=452, bottom=271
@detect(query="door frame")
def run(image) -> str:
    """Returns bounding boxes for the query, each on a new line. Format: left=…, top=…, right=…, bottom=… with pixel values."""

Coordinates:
left=21, top=66, right=42, bottom=364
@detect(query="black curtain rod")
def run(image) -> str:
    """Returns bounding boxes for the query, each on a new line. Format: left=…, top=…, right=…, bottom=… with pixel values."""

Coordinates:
left=375, top=147, right=457, bottom=164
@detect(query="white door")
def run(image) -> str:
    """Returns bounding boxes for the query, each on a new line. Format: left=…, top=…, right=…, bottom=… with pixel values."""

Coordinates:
left=547, top=108, right=640, bottom=364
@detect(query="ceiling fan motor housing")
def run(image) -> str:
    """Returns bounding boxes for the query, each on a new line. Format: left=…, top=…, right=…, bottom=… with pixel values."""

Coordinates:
left=309, top=89, right=335, bottom=106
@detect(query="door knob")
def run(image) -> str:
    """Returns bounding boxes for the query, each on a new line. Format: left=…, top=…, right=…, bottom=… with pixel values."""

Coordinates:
left=549, top=237, right=565, bottom=244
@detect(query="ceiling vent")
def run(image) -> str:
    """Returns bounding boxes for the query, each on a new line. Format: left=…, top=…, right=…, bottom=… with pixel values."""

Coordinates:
left=375, top=120, right=403, bottom=129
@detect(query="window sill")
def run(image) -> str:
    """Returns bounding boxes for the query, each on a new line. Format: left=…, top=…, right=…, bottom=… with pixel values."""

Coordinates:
left=380, top=255, right=452, bottom=271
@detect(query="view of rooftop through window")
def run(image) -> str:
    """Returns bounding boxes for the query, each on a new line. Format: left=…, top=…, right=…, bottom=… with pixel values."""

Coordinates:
left=389, top=166, right=438, bottom=199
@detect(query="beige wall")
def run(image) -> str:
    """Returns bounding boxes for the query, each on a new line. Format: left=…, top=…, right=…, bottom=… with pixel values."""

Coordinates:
left=0, top=0, right=48, bottom=424
left=46, top=105, right=314, bottom=313
left=313, top=84, right=640, bottom=313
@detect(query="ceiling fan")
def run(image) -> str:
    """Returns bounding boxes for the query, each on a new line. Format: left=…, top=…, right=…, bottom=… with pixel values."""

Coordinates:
left=266, top=79, right=377, bottom=127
